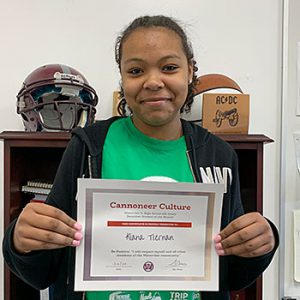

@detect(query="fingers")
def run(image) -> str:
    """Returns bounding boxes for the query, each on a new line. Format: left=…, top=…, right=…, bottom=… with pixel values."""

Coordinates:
left=24, top=210, right=76, bottom=239
left=15, top=228, right=79, bottom=251
left=26, top=202, right=78, bottom=230
left=214, top=232, right=273, bottom=257
left=221, top=220, right=267, bottom=248
left=219, top=212, right=259, bottom=240
left=214, top=212, right=275, bottom=257
left=13, top=203, right=83, bottom=254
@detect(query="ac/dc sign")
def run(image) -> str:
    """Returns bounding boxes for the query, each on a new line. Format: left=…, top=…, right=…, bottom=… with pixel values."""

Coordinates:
left=202, top=93, right=250, bottom=134
left=215, top=95, right=238, bottom=105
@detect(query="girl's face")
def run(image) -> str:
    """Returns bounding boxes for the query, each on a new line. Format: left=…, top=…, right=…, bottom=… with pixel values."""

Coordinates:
left=120, top=27, right=193, bottom=138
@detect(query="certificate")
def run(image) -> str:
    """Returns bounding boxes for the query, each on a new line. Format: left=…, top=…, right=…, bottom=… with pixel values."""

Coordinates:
left=75, top=179, right=224, bottom=291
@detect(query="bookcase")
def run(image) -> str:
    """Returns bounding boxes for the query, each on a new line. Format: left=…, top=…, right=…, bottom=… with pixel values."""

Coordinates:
left=0, top=131, right=273, bottom=300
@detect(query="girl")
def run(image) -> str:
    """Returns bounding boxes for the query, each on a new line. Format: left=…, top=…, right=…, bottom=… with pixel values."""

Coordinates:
left=3, top=15, right=278, bottom=300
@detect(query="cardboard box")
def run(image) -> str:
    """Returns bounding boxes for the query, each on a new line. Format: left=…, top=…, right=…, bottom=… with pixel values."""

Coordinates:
left=112, top=91, right=121, bottom=116
left=202, top=93, right=249, bottom=134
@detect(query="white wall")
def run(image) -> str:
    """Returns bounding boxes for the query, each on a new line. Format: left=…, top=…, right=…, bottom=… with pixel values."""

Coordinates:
left=281, top=0, right=300, bottom=298
left=0, top=1, right=282, bottom=299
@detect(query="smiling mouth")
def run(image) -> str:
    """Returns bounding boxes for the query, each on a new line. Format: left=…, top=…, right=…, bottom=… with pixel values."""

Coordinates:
left=140, top=97, right=171, bottom=104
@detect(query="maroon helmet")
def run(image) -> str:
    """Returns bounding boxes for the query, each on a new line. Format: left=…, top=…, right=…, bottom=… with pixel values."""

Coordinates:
left=17, top=64, right=98, bottom=131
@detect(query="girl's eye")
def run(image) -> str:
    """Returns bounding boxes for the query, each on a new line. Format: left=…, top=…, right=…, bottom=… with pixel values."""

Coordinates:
left=128, top=68, right=143, bottom=75
left=162, top=65, right=178, bottom=72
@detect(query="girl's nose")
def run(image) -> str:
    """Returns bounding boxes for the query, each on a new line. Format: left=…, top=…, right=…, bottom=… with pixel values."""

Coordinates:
left=143, top=72, right=165, bottom=90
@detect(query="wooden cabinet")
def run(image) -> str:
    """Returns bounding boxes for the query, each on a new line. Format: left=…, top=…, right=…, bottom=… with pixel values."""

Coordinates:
left=0, top=131, right=273, bottom=300
left=218, top=134, right=273, bottom=300
left=1, top=131, right=70, bottom=300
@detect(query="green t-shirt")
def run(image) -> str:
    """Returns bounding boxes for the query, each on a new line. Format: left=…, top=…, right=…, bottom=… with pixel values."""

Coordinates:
left=102, top=117, right=194, bottom=182
left=86, top=117, right=200, bottom=300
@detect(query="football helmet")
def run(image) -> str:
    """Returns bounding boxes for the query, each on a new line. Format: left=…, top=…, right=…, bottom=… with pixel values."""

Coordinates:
left=17, top=64, right=98, bottom=131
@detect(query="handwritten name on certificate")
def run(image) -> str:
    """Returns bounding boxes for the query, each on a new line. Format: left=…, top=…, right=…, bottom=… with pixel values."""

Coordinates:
left=75, top=179, right=224, bottom=291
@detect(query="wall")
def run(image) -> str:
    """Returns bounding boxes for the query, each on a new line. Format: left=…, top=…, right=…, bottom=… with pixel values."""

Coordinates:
left=281, top=0, right=300, bottom=298
left=0, top=1, right=282, bottom=299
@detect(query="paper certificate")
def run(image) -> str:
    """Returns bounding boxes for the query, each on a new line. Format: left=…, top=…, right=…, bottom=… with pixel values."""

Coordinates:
left=75, top=179, right=224, bottom=291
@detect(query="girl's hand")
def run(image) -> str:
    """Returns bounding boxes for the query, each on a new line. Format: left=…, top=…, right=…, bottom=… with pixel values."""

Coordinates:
left=214, top=212, right=275, bottom=257
left=13, top=203, right=82, bottom=254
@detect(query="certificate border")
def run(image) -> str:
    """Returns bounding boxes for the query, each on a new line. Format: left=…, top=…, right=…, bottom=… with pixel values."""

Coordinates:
left=83, top=188, right=215, bottom=282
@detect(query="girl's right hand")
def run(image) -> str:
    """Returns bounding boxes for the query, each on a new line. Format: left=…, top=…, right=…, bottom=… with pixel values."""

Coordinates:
left=13, top=202, right=82, bottom=254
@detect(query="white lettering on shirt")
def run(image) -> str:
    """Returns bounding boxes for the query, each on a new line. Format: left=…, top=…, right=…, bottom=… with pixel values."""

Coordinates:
left=199, top=167, right=232, bottom=193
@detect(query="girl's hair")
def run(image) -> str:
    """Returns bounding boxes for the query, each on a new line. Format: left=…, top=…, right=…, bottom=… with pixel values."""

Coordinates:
left=115, top=15, right=198, bottom=116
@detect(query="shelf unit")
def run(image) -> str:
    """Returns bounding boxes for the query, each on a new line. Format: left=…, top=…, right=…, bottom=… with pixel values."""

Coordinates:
left=0, top=131, right=273, bottom=300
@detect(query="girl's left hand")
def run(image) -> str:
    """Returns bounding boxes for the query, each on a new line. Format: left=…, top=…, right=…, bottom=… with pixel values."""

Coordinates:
left=214, top=212, right=275, bottom=257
